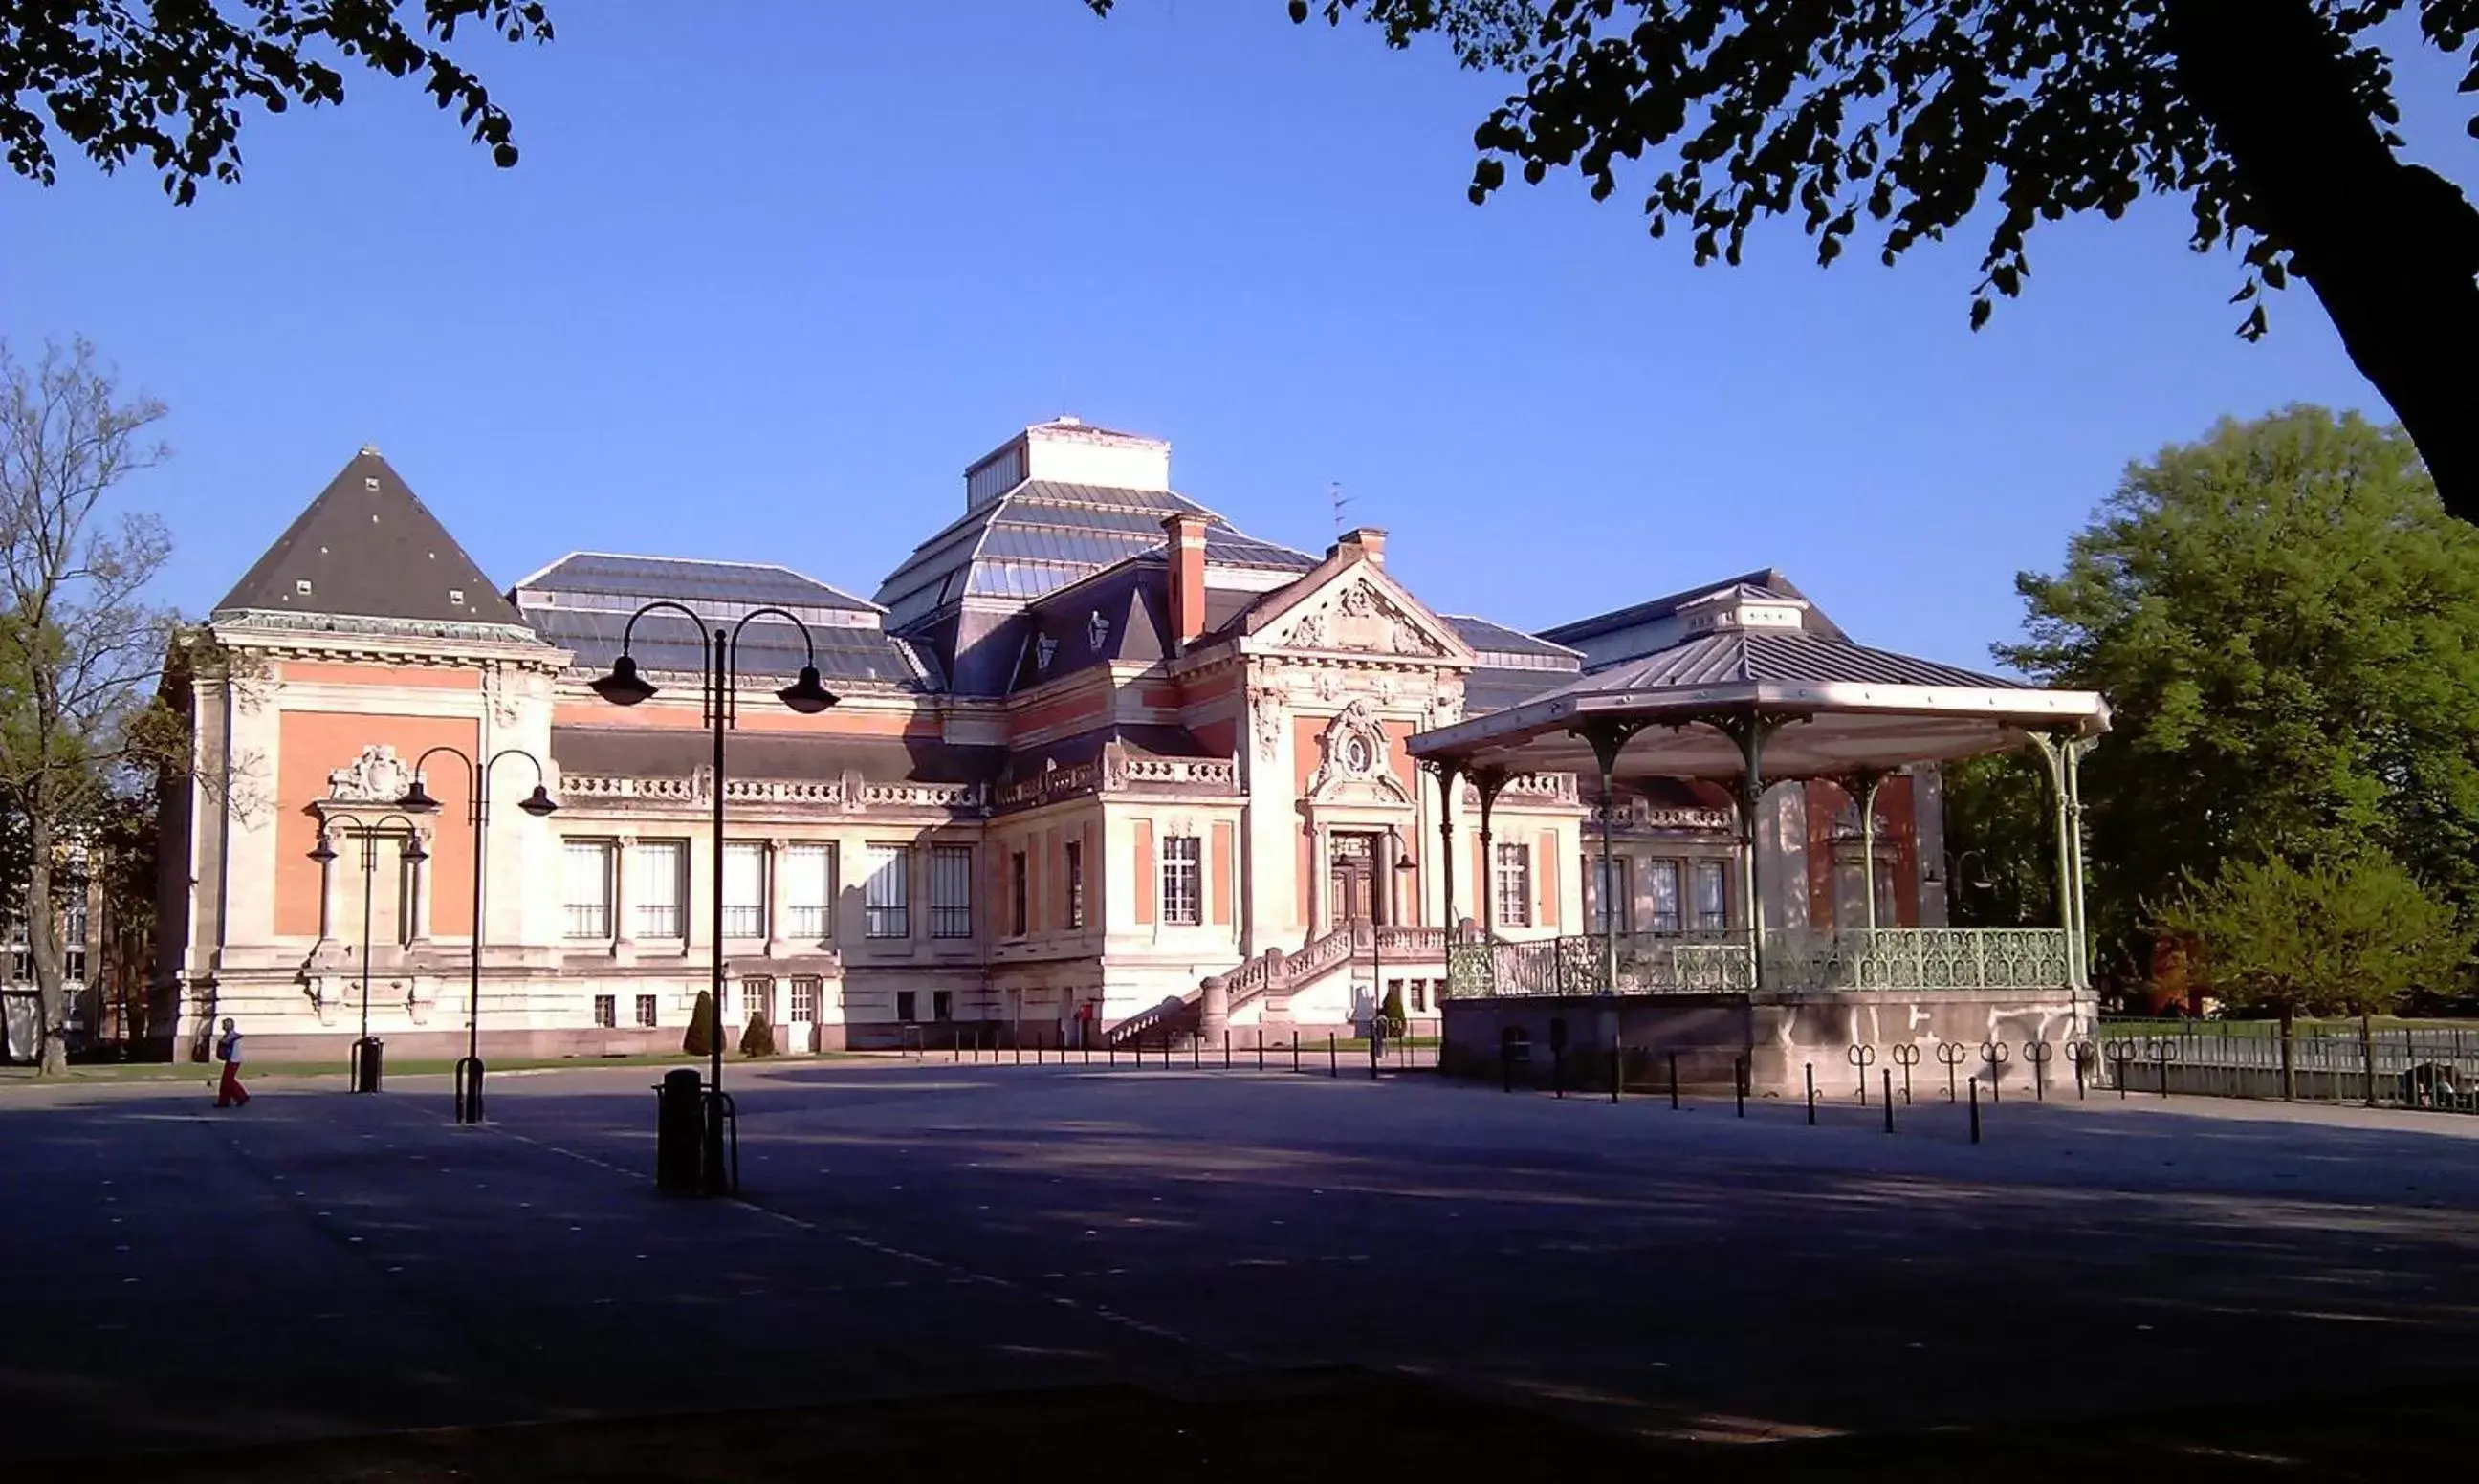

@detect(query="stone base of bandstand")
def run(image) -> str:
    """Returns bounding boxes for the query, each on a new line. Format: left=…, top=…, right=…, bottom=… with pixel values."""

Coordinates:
left=1439, top=988, right=2095, bottom=1100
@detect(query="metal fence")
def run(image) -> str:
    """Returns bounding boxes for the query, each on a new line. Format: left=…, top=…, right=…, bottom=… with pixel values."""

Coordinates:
left=2093, top=1022, right=2479, bottom=1110
left=912, top=1020, right=1446, bottom=1076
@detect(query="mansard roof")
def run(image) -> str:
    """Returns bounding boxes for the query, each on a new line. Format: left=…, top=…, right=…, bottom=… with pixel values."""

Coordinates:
left=1540, top=568, right=1849, bottom=652
left=551, top=725, right=1000, bottom=785
left=214, top=448, right=535, bottom=635
left=514, top=552, right=879, bottom=619
left=874, top=481, right=1313, bottom=633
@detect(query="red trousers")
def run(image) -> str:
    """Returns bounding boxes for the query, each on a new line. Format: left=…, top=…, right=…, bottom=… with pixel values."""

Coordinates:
left=217, top=1062, right=250, bottom=1107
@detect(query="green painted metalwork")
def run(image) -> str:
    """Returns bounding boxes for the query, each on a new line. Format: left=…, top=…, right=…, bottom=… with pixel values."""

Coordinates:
left=1443, top=927, right=2071, bottom=998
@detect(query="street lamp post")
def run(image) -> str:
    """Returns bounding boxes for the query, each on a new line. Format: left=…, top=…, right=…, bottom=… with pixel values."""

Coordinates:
left=1364, top=827, right=1419, bottom=1044
left=309, top=813, right=427, bottom=1093
left=588, top=600, right=838, bottom=1196
left=400, top=746, right=559, bottom=1124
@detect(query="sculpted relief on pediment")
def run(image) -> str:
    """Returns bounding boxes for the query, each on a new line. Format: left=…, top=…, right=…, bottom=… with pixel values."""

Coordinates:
left=1270, top=578, right=1447, bottom=658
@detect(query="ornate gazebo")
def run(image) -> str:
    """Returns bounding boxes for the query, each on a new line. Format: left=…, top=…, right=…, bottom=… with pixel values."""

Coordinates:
left=1407, top=587, right=2110, bottom=1092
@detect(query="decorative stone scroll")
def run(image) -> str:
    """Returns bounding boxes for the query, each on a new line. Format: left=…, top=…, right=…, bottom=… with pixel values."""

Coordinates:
left=326, top=744, right=411, bottom=803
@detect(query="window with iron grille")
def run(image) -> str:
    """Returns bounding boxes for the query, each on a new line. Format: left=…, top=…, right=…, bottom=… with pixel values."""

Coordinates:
left=1063, top=840, right=1085, bottom=928
left=790, top=976, right=819, bottom=1021
left=783, top=844, right=832, bottom=939
left=932, top=990, right=954, bottom=1021
left=634, top=993, right=658, bottom=1028
left=592, top=993, right=616, bottom=1029
left=896, top=990, right=917, bottom=1022
left=1009, top=850, right=1028, bottom=937
left=1492, top=842, right=1532, bottom=928
left=865, top=843, right=910, bottom=939
left=1646, top=860, right=1682, bottom=935
left=741, top=975, right=774, bottom=1024
left=722, top=842, right=767, bottom=939
left=930, top=844, right=973, bottom=939
left=1160, top=835, right=1201, bottom=926
left=1694, top=860, right=1729, bottom=931
left=563, top=840, right=613, bottom=939
left=634, top=840, right=685, bottom=939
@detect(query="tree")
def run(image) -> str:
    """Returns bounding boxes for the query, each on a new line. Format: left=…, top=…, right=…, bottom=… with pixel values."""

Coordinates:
left=2, top=0, right=553, bottom=202
left=738, top=1009, right=775, bottom=1058
left=1092, top=1, right=2479, bottom=524
left=2153, top=852, right=2468, bottom=1095
left=2001, top=406, right=2479, bottom=980
left=683, top=989, right=715, bottom=1058
left=0, top=338, right=179, bottom=1076
left=1378, top=981, right=1408, bottom=1037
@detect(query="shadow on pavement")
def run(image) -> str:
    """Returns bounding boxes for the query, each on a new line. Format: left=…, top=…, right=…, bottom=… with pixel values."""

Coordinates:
left=31, top=1365, right=2476, bottom=1484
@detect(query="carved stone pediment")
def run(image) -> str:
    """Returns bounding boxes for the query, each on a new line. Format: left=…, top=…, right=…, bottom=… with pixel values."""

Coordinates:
left=1268, top=577, right=1451, bottom=658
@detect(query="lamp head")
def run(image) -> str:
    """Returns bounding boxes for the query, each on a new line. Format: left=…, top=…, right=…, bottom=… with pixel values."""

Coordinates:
left=399, top=834, right=428, bottom=864
left=308, top=835, right=338, bottom=865
left=518, top=784, right=560, bottom=818
left=397, top=776, right=441, bottom=814
left=778, top=664, right=839, bottom=716
left=589, top=653, right=657, bottom=707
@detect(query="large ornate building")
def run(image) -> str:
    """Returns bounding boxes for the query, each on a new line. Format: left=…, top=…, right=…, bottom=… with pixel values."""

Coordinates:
left=151, top=420, right=1942, bottom=1058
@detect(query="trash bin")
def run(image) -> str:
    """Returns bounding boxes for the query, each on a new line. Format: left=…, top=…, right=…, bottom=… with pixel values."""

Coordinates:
left=655, top=1068, right=704, bottom=1192
left=350, top=1036, right=384, bottom=1093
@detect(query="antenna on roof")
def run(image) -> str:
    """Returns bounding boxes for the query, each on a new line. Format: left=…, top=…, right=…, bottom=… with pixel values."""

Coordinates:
left=1329, top=481, right=1352, bottom=535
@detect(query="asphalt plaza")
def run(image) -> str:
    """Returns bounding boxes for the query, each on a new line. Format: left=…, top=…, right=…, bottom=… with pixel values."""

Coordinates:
left=9, top=1056, right=2479, bottom=1480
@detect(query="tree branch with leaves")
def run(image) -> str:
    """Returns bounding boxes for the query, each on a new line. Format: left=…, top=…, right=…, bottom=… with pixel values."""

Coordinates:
left=0, top=337, right=179, bottom=1075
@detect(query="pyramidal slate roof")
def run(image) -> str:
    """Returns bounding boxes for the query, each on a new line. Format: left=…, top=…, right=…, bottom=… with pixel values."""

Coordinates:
left=215, top=448, right=530, bottom=632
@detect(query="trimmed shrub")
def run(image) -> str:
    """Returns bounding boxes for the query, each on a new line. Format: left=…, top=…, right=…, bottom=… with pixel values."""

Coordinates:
left=683, top=990, right=715, bottom=1057
left=1379, top=984, right=1408, bottom=1038
left=740, top=1011, right=777, bottom=1058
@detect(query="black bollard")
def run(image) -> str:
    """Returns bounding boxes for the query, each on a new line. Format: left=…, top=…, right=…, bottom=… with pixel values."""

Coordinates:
left=1329, top=1033, right=1338, bottom=1079
left=1194, top=1034, right=1201, bottom=1070
left=1883, top=1070, right=1895, bottom=1134
left=1805, top=1062, right=1816, bottom=1125
left=1610, top=1044, right=1620, bottom=1105
left=1553, top=1047, right=1565, bottom=1100
left=1735, top=1056, right=1746, bottom=1118
left=1669, top=1051, right=1680, bottom=1110
left=1293, top=1033, right=1301, bottom=1073
left=1969, top=1076, right=1982, bottom=1145
left=1224, top=1031, right=1232, bottom=1069
left=1257, top=1032, right=1264, bottom=1071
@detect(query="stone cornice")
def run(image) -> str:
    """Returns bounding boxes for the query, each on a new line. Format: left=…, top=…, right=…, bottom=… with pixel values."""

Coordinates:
left=210, top=611, right=565, bottom=670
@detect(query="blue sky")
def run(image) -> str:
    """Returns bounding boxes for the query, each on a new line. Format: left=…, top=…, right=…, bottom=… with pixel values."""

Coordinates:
left=6, top=2, right=2469, bottom=670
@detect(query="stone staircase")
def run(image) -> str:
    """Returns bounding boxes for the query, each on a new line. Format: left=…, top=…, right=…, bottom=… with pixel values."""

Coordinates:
left=1099, top=922, right=1453, bottom=1050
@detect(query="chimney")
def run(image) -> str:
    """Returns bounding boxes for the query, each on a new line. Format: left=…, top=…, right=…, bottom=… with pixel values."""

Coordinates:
left=1336, top=527, right=1387, bottom=568
left=1164, top=513, right=1210, bottom=648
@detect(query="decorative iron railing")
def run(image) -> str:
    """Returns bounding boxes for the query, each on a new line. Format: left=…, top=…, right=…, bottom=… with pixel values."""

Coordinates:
left=1444, top=928, right=2071, bottom=998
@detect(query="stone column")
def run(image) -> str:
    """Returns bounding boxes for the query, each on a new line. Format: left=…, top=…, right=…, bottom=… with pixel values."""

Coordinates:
left=766, top=837, right=790, bottom=958
left=610, top=834, right=635, bottom=964
left=407, top=823, right=435, bottom=946
left=1310, top=824, right=1331, bottom=938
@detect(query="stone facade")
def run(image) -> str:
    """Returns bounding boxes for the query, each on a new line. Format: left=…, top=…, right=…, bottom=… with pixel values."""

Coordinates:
left=151, top=423, right=1935, bottom=1060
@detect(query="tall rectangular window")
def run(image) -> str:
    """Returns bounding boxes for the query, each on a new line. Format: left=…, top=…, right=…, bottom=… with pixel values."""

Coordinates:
left=1009, top=850, right=1029, bottom=937
left=634, top=993, right=658, bottom=1029
left=789, top=976, right=820, bottom=1022
left=721, top=842, right=768, bottom=939
left=593, top=993, right=616, bottom=1029
left=634, top=840, right=685, bottom=939
left=865, top=843, right=910, bottom=939
left=1492, top=842, right=1532, bottom=928
left=62, top=896, right=88, bottom=983
left=1694, top=860, right=1729, bottom=932
left=740, top=975, right=774, bottom=1024
left=562, top=840, right=613, bottom=940
left=1160, top=835, right=1201, bottom=926
left=1646, top=860, right=1682, bottom=935
left=1063, top=840, right=1086, bottom=929
left=930, top=844, right=974, bottom=939
left=896, top=990, right=918, bottom=1022
left=1589, top=855, right=1630, bottom=935
left=783, top=843, right=832, bottom=939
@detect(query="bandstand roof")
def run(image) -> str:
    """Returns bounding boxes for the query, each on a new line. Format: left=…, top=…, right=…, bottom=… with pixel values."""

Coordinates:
left=1408, top=591, right=2108, bottom=780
